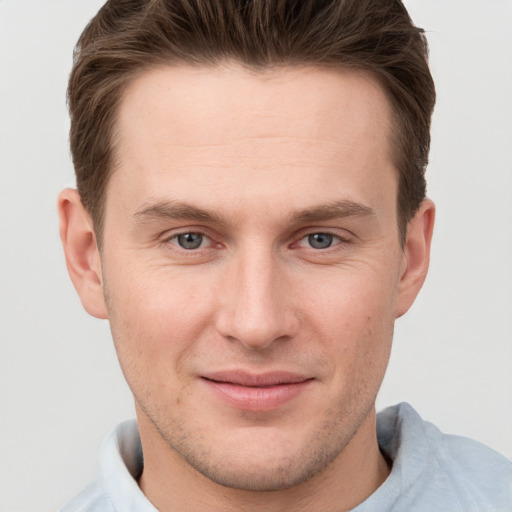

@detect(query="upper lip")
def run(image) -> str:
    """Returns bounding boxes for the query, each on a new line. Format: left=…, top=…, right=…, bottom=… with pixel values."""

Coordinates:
left=201, top=370, right=312, bottom=387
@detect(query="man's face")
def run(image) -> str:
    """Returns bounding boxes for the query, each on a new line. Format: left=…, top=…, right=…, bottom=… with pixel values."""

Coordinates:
left=97, top=65, right=410, bottom=490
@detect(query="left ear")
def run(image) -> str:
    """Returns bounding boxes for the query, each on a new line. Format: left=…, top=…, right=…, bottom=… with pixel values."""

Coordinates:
left=396, top=199, right=435, bottom=318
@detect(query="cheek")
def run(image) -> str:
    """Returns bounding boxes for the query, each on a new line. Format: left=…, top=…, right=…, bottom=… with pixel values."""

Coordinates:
left=103, top=266, right=216, bottom=381
left=300, top=268, right=396, bottom=379
left=302, top=263, right=398, bottom=330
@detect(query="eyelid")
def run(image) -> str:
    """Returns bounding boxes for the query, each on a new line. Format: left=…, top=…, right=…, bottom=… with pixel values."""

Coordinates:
left=160, top=227, right=222, bottom=251
left=171, top=232, right=209, bottom=250
left=290, top=227, right=352, bottom=246
left=296, top=232, right=348, bottom=249
left=158, top=226, right=353, bottom=253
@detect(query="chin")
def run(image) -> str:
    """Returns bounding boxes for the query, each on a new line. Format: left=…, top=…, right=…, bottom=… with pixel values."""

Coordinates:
left=160, top=418, right=361, bottom=492
left=181, top=447, right=338, bottom=492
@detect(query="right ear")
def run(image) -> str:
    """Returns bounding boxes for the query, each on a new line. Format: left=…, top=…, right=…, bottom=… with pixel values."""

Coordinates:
left=58, top=188, right=108, bottom=319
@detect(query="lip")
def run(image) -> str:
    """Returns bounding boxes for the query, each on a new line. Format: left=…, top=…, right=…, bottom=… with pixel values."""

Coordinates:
left=201, top=371, right=313, bottom=412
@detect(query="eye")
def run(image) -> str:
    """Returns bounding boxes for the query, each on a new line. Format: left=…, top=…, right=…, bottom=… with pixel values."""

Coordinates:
left=306, top=233, right=336, bottom=249
left=174, top=232, right=207, bottom=250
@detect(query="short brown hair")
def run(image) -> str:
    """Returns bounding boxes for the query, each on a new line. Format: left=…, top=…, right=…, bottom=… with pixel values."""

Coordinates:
left=68, top=0, right=435, bottom=244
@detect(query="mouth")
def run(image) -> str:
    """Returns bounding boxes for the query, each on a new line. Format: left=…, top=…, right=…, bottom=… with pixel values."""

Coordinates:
left=201, top=371, right=314, bottom=412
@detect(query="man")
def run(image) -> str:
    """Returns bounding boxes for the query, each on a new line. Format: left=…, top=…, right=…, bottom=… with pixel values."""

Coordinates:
left=58, top=0, right=512, bottom=511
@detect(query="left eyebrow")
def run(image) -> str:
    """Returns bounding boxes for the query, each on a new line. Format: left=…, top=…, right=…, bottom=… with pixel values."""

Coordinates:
left=289, top=200, right=376, bottom=224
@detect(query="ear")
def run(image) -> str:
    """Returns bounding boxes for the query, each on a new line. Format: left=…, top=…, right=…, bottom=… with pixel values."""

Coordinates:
left=396, top=199, right=435, bottom=318
left=58, top=188, right=108, bottom=319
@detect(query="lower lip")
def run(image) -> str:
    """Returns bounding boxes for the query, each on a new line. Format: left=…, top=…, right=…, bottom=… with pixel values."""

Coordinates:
left=202, top=379, right=312, bottom=412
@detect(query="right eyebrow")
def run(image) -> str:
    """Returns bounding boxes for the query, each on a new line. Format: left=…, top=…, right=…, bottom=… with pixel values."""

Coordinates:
left=133, top=199, right=229, bottom=227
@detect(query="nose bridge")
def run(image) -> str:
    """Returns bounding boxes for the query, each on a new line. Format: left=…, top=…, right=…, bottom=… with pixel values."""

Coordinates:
left=216, top=242, right=296, bottom=349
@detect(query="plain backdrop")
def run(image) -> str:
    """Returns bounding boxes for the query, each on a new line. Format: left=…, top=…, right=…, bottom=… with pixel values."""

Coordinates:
left=0, top=1, right=511, bottom=511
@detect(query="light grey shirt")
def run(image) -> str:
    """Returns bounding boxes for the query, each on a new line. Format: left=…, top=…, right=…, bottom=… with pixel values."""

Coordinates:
left=61, top=403, right=512, bottom=511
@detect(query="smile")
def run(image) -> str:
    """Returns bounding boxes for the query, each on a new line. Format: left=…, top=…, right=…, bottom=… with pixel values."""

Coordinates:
left=201, top=371, right=314, bottom=412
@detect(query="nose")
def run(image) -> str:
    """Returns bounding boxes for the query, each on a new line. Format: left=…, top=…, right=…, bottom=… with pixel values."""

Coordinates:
left=215, top=247, right=299, bottom=350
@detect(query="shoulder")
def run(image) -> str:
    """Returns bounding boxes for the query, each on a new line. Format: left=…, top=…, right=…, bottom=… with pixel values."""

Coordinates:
left=60, top=481, right=114, bottom=512
left=60, top=419, right=155, bottom=512
left=430, top=425, right=512, bottom=504
left=376, top=403, right=512, bottom=511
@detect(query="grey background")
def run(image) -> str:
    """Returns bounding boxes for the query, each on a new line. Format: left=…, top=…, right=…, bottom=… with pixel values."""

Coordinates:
left=1, top=1, right=511, bottom=511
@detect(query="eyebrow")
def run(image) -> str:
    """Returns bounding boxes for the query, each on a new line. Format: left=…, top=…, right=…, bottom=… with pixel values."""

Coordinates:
left=134, top=199, right=228, bottom=226
left=288, top=200, right=376, bottom=224
left=133, top=198, right=375, bottom=226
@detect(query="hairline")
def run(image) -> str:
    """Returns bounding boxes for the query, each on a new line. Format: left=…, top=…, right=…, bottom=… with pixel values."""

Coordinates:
left=92, top=60, right=410, bottom=250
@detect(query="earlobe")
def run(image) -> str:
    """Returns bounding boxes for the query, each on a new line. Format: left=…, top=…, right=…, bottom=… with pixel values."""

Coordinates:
left=58, top=188, right=108, bottom=319
left=396, top=199, right=435, bottom=318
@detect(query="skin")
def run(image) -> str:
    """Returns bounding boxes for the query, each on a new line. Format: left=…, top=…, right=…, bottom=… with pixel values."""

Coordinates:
left=59, top=64, right=434, bottom=512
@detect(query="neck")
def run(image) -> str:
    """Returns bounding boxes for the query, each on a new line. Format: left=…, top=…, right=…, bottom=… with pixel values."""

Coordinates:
left=138, top=408, right=390, bottom=512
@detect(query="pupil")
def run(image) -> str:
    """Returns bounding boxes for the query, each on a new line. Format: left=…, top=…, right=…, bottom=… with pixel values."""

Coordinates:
left=178, top=233, right=203, bottom=249
left=309, top=233, right=333, bottom=249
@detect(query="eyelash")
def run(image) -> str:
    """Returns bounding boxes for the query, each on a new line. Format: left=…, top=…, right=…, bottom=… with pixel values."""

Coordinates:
left=162, top=229, right=351, bottom=254
left=295, top=231, right=350, bottom=249
left=163, top=231, right=220, bottom=253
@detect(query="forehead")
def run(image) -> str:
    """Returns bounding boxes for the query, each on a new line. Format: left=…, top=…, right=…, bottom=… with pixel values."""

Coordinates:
left=110, top=64, right=396, bottom=222
left=117, top=63, right=392, bottom=151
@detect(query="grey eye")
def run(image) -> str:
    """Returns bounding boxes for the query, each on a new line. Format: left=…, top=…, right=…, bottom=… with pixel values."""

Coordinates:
left=308, top=233, right=333, bottom=249
left=177, top=233, right=204, bottom=249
